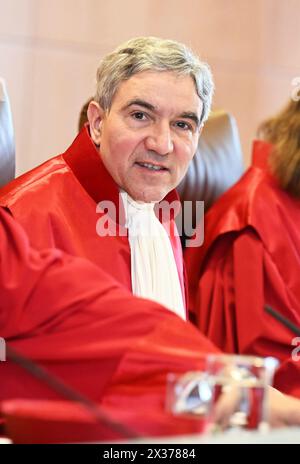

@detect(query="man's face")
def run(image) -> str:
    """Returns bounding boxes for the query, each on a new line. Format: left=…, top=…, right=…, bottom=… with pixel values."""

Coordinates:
left=89, top=71, right=203, bottom=202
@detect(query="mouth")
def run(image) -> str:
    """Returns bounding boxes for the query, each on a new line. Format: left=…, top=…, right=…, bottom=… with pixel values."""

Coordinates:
left=135, top=161, right=169, bottom=172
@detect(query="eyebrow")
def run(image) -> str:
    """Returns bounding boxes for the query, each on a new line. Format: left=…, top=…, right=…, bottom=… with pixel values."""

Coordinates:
left=179, top=112, right=200, bottom=128
left=122, top=99, right=201, bottom=128
left=122, top=99, right=156, bottom=112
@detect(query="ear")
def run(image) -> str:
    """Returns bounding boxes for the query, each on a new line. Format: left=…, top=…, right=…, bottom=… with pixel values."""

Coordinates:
left=87, top=101, right=105, bottom=146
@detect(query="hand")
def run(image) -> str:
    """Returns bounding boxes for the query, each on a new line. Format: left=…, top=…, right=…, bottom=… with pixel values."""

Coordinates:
left=211, top=384, right=240, bottom=429
left=212, top=385, right=300, bottom=429
left=268, top=386, right=300, bottom=427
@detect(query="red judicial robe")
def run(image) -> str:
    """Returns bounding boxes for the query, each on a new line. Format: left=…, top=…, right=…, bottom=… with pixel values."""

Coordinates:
left=185, top=140, right=300, bottom=398
left=0, top=207, right=219, bottom=442
left=0, top=125, right=186, bottom=309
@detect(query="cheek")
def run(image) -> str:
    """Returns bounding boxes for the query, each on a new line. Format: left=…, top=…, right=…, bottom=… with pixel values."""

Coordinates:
left=177, top=142, right=195, bottom=167
left=172, top=145, right=195, bottom=181
left=110, top=128, right=138, bottom=155
left=107, top=137, right=138, bottom=176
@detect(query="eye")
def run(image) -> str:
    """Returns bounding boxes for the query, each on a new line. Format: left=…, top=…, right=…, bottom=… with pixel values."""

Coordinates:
left=131, top=111, right=147, bottom=120
left=175, top=120, right=193, bottom=131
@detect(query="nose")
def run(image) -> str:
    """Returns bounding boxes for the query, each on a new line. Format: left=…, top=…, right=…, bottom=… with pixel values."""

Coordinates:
left=145, top=122, right=174, bottom=156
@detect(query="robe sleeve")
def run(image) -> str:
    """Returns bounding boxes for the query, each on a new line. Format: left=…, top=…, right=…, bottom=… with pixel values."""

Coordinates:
left=196, top=226, right=300, bottom=398
left=0, top=207, right=219, bottom=406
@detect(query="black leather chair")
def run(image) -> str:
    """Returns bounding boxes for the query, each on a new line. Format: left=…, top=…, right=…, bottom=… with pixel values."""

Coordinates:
left=176, top=110, right=244, bottom=246
left=177, top=110, right=244, bottom=211
left=0, top=78, right=15, bottom=188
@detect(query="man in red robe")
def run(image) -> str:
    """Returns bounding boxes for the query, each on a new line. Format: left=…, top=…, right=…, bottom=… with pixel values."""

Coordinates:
left=185, top=136, right=300, bottom=399
left=0, top=37, right=215, bottom=321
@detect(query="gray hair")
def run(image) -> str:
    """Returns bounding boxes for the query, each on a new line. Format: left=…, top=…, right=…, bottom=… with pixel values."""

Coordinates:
left=95, top=36, right=214, bottom=124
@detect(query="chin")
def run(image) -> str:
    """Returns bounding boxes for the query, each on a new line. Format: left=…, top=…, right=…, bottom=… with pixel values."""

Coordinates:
left=130, top=189, right=165, bottom=203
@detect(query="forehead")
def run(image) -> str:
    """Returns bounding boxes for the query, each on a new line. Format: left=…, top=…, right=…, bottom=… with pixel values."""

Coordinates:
left=112, top=71, right=202, bottom=114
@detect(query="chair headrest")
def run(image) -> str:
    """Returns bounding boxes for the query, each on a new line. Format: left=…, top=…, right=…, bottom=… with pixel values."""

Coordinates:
left=177, top=110, right=244, bottom=210
left=176, top=111, right=244, bottom=247
left=0, top=78, right=15, bottom=188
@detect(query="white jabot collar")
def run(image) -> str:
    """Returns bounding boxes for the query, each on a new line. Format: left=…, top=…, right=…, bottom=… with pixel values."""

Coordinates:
left=121, top=191, right=186, bottom=320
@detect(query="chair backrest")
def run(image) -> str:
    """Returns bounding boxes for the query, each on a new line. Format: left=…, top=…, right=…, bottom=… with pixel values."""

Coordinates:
left=176, top=110, right=244, bottom=246
left=0, top=78, right=15, bottom=188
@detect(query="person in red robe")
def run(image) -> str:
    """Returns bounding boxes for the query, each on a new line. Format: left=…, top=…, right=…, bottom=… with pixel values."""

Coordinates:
left=2, top=207, right=300, bottom=443
left=2, top=36, right=299, bottom=441
left=0, top=37, right=215, bottom=321
left=185, top=99, right=300, bottom=399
